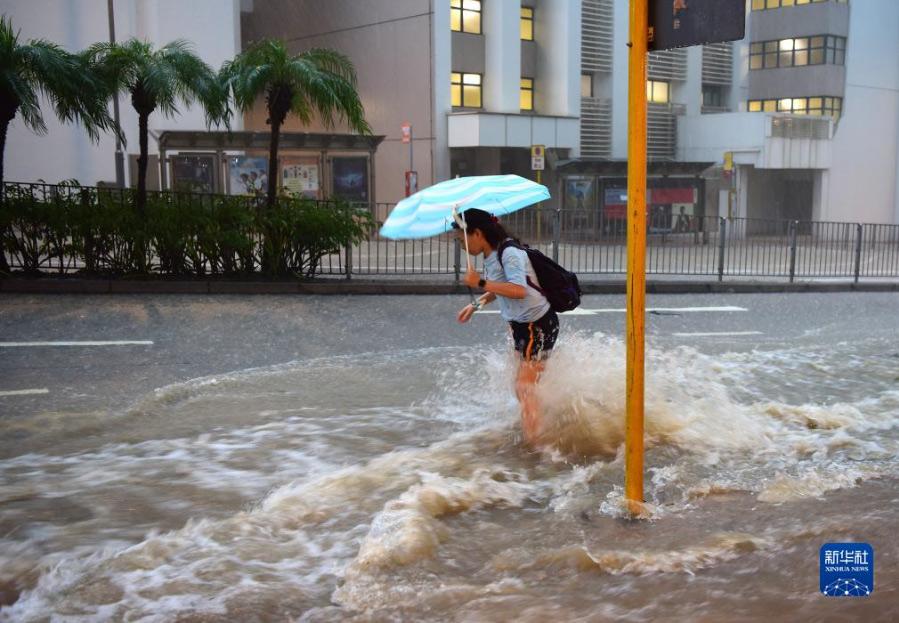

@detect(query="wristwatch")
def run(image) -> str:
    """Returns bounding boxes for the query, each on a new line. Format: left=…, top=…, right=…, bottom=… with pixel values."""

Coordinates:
left=478, top=278, right=487, bottom=288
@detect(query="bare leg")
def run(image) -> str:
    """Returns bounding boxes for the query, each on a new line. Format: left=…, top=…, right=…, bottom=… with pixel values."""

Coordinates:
left=515, top=359, right=545, bottom=446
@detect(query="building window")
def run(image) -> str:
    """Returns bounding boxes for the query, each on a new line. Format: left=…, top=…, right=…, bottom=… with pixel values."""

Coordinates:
left=520, top=78, right=534, bottom=111
left=827, top=35, right=846, bottom=65
left=581, top=74, right=593, bottom=98
left=747, top=96, right=842, bottom=120
left=451, top=0, right=482, bottom=34
left=520, top=6, right=534, bottom=41
left=749, top=35, right=846, bottom=69
left=646, top=80, right=669, bottom=104
left=751, top=0, right=841, bottom=10
left=451, top=72, right=482, bottom=107
left=702, top=85, right=726, bottom=108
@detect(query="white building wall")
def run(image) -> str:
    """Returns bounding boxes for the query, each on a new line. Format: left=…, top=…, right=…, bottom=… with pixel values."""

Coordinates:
left=0, top=0, right=241, bottom=186
left=482, top=0, right=520, bottom=114
left=432, top=0, right=452, bottom=183
left=683, top=46, right=702, bottom=117
left=535, top=0, right=581, bottom=126
left=609, top=0, right=629, bottom=159
left=826, top=0, right=899, bottom=224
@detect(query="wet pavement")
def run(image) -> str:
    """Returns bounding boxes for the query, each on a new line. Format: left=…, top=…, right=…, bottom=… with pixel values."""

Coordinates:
left=3, top=291, right=898, bottom=423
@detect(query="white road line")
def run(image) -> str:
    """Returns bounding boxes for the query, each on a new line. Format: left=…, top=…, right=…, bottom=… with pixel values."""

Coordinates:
left=0, top=340, right=154, bottom=347
left=478, top=306, right=748, bottom=315
left=672, top=331, right=763, bottom=337
left=0, top=388, right=49, bottom=397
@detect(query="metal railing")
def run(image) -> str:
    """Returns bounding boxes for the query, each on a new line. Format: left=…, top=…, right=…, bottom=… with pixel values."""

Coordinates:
left=4, top=181, right=899, bottom=282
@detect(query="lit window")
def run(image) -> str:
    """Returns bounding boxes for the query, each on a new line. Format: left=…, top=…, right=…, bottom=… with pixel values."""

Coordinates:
left=752, top=0, right=847, bottom=11
left=521, top=6, right=534, bottom=41
left=779, top=39, right=795, bottom=67
left=747, top=96, right=842, bottom=119
left=451, top=72, right=482, bottom=108
left=749, top=35, right=846, bottom=69
left=646, top=80, right=669, bottom=104
left=451, top=0, right=481, bottom=34
left=810, top=36, right=825, bottom=64
left=794, top=38, right=809, bottom=65
left=581, top=74, right=593, bottom=98
left=520, top=78, right=534, bottom=111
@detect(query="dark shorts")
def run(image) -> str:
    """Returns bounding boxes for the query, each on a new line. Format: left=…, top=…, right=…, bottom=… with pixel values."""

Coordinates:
left=509, top=310, right=559, bottom=361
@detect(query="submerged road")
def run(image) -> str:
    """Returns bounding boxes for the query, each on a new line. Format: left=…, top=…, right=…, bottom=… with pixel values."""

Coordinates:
left=2, top=291, right=898, bottom=430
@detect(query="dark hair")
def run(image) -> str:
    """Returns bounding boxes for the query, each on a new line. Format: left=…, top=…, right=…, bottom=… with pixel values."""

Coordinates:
left=452, top=208, right=518, bottom=249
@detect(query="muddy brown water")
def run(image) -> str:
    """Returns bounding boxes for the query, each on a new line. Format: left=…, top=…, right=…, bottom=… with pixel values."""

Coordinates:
left=1, top=332, right=897, bottom=621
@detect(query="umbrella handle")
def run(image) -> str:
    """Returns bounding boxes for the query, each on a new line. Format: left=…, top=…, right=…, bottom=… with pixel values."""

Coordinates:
left=453, top=206, right=477, bottom=307
left=453, top=206, right=473, bottom=272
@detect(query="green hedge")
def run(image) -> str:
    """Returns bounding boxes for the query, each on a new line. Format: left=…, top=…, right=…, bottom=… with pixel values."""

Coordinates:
left=0, top=183, right=374, bottom=277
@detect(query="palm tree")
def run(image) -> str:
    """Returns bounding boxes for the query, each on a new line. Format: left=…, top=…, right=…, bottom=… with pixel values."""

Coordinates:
left=87, top=38, right=230, bottom=219
left=0, top=17, right=116, bottom=272
left=221, top=39, right=371, bottom=210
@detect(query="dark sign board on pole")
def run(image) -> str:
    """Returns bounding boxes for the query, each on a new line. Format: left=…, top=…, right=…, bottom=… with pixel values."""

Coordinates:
left=648, top=0, right=745, bottom=51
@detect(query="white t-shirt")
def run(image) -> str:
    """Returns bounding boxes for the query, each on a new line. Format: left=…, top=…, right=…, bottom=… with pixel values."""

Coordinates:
left=483, top=244, right=551, bottom=323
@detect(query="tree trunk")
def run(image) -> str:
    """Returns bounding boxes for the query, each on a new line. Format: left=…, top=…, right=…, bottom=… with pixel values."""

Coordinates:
left=134, top=111, right=150, bottom=273
left=267, top=116, right=281, bottom=211
left=0, top=113, right=13, bottom=273
left=262, top=87, right=290, bottom=274
left=137, top=111, right=149, bottom=220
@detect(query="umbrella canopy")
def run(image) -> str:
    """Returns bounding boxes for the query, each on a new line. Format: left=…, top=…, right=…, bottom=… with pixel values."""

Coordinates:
left=379, top=174, right=550, bottom=240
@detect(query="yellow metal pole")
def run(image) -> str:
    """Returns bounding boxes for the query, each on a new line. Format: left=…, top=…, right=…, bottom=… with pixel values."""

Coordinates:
left=625, top=0, right=648, bottom=516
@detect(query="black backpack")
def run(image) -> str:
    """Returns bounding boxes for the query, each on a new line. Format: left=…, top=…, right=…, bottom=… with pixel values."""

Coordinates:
left=497, top=239, right=582, bottom=313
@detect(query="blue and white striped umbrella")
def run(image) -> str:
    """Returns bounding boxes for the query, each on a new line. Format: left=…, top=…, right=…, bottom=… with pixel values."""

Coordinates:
left=379, top=174, right=550, bottom=240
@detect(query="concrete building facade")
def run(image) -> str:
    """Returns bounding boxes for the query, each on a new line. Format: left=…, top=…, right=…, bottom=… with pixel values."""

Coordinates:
left=0, top=0, right=242, bottom=188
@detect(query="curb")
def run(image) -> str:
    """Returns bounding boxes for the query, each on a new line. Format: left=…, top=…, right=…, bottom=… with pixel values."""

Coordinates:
left=2, top=277, right=899, bottom=296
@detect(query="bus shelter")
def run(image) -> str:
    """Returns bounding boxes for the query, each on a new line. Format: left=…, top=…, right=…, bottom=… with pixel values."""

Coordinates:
left=155, top=131, right=384, bottom=206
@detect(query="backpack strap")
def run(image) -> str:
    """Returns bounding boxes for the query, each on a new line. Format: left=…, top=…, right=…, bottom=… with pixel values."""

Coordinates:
left=495, top=238, right=519, bottom=266
left=496, top=239, right=544, bottom=295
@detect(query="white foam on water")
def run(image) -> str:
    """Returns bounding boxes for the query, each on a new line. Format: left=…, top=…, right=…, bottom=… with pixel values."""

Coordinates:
left=3, top=335, right=899, bottom=620
left=2, top=425, right=515, bottom=622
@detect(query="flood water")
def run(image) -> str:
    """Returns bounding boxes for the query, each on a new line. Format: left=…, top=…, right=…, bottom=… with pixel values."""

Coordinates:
left=1, top=328, right=898, bottom=621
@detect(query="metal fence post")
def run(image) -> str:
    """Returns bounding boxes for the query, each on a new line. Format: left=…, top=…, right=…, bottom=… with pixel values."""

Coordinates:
left=552, top=208, right=561, bottom=263
left=717, top=217, right=726, bottom=282
left=853, top=223, right=863, bottom=283
left=453, top=237, right=461, bottom=283
left=788, top=219, right=798, bottom=283
left=345, top=205, right=352, bottom=280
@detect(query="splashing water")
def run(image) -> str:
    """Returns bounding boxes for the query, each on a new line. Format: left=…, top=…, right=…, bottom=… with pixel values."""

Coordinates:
left=2, top=332, right=898, bottom=621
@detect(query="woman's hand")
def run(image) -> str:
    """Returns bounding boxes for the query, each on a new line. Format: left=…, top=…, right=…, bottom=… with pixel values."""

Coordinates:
left=463, top=266, right=482, bottom=288
left=457, top=304, right=477, bottom=324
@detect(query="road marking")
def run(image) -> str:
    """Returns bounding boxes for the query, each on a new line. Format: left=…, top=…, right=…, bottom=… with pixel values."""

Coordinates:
left=672, top=331, right=763, bottom=337
left=0, top=388, right=49, bottom=397
left=0, top=340, right=154, bottom=347
left=478, top=306, right=748, bottom=315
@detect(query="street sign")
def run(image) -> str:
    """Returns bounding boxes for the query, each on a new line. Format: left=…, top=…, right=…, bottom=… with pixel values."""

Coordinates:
left=648, top=0, right=745, bottom=51
left=531, top=144, right=545, bottom=171
left=404, top=170, right=418, bottom=197
left=401, top=122, right=412, bottom=144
